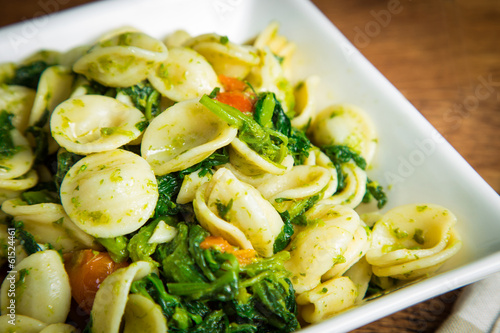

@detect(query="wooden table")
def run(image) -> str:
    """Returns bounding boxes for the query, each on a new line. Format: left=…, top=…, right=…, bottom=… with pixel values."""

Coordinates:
left=1, top=0, right=499, bottom=332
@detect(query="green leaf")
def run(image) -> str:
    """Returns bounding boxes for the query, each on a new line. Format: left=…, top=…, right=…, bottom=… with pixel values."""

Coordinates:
left=97, top=236, right=129, bottom=263
left=9, top=60, right=49, bottom=89
left=0, top=110, right=21, bottom=159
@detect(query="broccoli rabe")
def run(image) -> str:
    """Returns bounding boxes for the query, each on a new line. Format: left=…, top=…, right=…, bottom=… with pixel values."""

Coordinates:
left=54, top=150, right=84, bottom=191
left=9, top=60, right=49, bottom=89
left=200, top=94, right=288, bottom=166
left=362, top=178, right=388, bottom=209
left=143, top=221, right=300, bottom=332
left=117, top=81, right=161, bottom=120
left=0, top=110, right=20, bottom=161
left=322, top=144, right=367, bottom=192
left=97, top=236, right=129, bottom=263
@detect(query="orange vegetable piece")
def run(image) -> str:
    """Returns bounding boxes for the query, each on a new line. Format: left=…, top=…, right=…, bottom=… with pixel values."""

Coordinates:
left=200, top=235, right=256, bottom=266
left=64, top=249, right=129, bottom=313
left=218, top=74, right=247, bottom=92
left=215, top=91, right=255, bottom=114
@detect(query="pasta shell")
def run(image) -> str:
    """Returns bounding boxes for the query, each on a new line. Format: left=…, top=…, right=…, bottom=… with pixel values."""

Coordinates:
left=40, top=323, right=78, bottom=333
left=176, top=169, right=212, bottom=204
left=0, top=62, right=16, bottom=84
left=322, top=225, right=370, bottom=280
left=218, top=154, right=294, bottom=188
left=163, top=29, right=191, bottom=48
left=0, top=128, right=35, bottom=180
left=319, top=161, right=367, bottom=208
left=291, top=76, right=319, bottom=129
left=141, top=99, right=237, bottom=175
left=253, top=21, right=296, bottom=78
left=19, top=50, right=60, bottom=66
left=0, top=85, right=36, bottom=132
left=296, top=277, right=357, bottom=324
left=60, top=149, right=158, bottom=238
left=257, top=165, right=331, bottom=213
left=148, top=47, right=219, bottom=102
left=193, top=168, right=283, bottom=257
left=309, top=104, right=377, bottom=165
left=91, top=261, right=155, bottom=333
left=28, top=66, right=74, bottom=127
left=304, top=148, right=338, bottom=198
left=372, top=229, right=462, bottom=280
left=2, top=199, right=99, bottom=252
left=184, top=33, right=259, bottom=79
left=0, top=169, right=38, bottom=191
left=73, top=32, right=168, bottom=87
left=0, top=250, right=71, bottom=324
left=0, top=314, right=47, bottom=332
left=228, top=137, right=289, bottom=176
left=245, top=47, right=294, bottom=112
left=148, top=220, right=178, bottom=244
left=343, top=256, right=373, bottom=304
left=366, top=204, right=457, bottom=268
left=285, top=205, right=361, bottom=294
left=50, top=95, right=146, bottom=154
left=123, top=294, right=167, bottom=333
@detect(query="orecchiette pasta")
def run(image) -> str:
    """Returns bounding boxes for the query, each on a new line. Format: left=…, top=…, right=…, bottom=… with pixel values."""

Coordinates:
left=50, top=95, right=146, bottom=154
left=148, top=47, right=219, bottom=102
left=0, top=250, right=71, bottom=324
left=0, top=169, right=38, bottom=191
left=73, top=32, right=168, bottom=87
left=60, top=149, right=158, bottom=238
left=91, top=261, right=156, bottom=333
left=257, top=165, right=332, bottom=212
left=141, top=99, right=238, bottom=175
left=28, top=66, right=74, bottom=128
left=1, top=199, right=99, bottom=252
left=228, top=137, right=290, bottom=176
left=0, top=128, right=34, bottom=180
left=0, top=84, right=35, bottom=132
left=291, top=76, right=320, bottom=129
left=296, top=276, right=358, bottom=324
left=367, top=204, right=462, bottom=279
left=184, top=33, right=260, bottom=79
left=123, top=294, right=167, bottom=333
left=285, top=204, right=361, bottom=294
left=0, top=314, right=47, bottom=333
left=194, top=168, right=283, bottom=257
left=319, top=161, right=367, bottom=208
left=309, top=104, right=377, bottom=165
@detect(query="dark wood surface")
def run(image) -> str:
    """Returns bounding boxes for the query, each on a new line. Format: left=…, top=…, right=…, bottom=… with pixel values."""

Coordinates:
left=2, top=0, right=499, bottom=332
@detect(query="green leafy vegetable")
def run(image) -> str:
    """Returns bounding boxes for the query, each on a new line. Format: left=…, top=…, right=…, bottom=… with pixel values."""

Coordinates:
left=97, top=236, right=129, bottom=263
left=362, top=178, right=388, bottom=209
left=9, top=219, right=42, bottom=255
left=24, top=109, right=50, bottom=165
left=117, top=81, right=161, bottom=120
left=200, top=94, right=288, bottom=166
left=150, top=222, right=299, bottom=332
left=9, top=60, right=49, bottom=89
left=322, top=144, right=367, bottom=192
left=0, top=110, right=21, bottom=160
left=20, top=190, right=59, bottom=205
left=254, top=92, right=311, bottom=165
left=54, top=150, right=84, bottom=191
left=273, top=211, right=294, bottom=254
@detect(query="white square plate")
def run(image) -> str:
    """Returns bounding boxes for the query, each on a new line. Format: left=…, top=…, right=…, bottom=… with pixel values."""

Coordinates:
left=2, top=0, right=500, bottom=331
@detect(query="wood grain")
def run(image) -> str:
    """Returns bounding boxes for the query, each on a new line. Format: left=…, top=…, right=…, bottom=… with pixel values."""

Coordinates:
left=1, top=0, right=499, bottom=332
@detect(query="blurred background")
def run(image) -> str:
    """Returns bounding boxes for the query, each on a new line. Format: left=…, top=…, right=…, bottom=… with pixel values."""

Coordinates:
left=1, top=0, right=499, bottom=332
